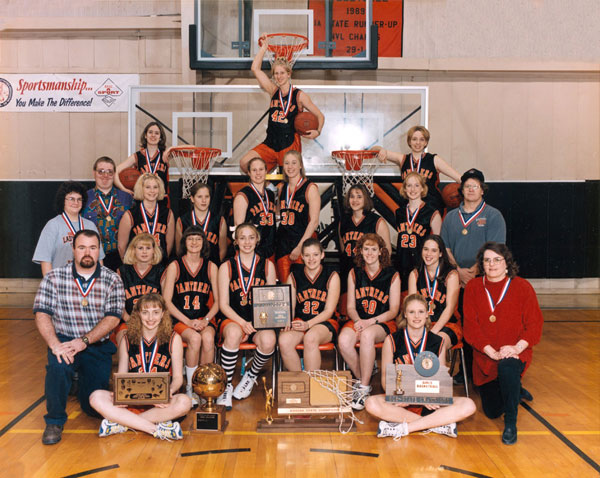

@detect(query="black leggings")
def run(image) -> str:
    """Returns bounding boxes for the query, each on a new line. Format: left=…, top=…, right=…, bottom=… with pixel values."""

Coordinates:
left=478, top=358, right=525, bottom=426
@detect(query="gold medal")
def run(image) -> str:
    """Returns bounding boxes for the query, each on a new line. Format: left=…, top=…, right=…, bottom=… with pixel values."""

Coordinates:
left=282, top=118, right=288, bottom=124
left=407, top=228, right=413, bottom=235
left=81, top=298, right=88, bottom=307
left=241, top=295, right=248, bottom=306
left=489, top=314, right=496, bottom=323
left=105, top=216, right=113, bottom=223
left=462, top=228, right=468, bottom=235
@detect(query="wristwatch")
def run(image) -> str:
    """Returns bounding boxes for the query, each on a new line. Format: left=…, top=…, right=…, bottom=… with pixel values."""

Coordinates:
left=81, top=335, right=90, bottom=346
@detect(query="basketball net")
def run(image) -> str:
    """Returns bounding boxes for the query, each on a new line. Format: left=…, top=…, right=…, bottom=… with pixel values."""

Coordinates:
left=332, top=150, right=379, bottom=196
left=263, top=33, right=309, bottom=69
left=169, top=146, right=221, bottom=198
left=304, top=370, right=365, bottom=434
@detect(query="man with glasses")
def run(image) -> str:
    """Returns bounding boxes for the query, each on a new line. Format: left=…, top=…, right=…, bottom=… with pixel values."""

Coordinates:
left=441, top=168, right=506, bottom=384
left=83, top=157, right=132, bottom=271
left=33, top=181, right=104, bottom=276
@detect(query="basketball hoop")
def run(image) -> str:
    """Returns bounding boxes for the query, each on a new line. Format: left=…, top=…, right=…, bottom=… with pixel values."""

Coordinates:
left=169, top=146, right=221, bottom=198
left=261, top=33, right=309, bottom=68
left=332, top=150, right=379, bottom=196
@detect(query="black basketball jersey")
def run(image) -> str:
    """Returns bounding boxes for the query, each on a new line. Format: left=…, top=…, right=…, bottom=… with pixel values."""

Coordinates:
left=136, top=149, right=169, bottom=192
left=276, top=179, right=313, bottom=258
left=291, top=263, right=338, bottom=322
left=389, top=329, right=443, bottom=365
left=264, top=88, right=301, bottom=152
left=415, top=268, right=459, bottom=325
left=395, top=202, right=438, bottom=288
left=178, top=209, right=221, bottom=264
left=126, top=332, right=174, bottom=373
left=129, top=203, right=171, bottom=259
left=339, top=211, right=382, bottom=277
left=119, top=263, right=165, bottom=314
left=399, top=153, right=444, bottom=213
left=172, top=256, right=214, bottom=321
left=352, top=266, right=398, bottom=320
left=237, top=185, right=276, bottom=258
left=227, top=254, right=268, bottom=321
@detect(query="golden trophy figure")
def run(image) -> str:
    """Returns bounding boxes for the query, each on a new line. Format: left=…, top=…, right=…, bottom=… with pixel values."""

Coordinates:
left=262, top=376, right=274, bottom=425
left=192, top=363, right=228, bottom=433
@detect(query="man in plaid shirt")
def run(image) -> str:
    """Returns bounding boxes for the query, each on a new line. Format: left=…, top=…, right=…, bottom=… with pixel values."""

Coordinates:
left=34, top=229, right=125, bottom=445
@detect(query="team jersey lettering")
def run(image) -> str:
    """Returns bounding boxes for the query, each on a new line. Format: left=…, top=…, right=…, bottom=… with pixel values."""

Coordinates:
left=129, top=351, right=171, bottom=372
left=354, top=286, right=389, bottom=304
left=176, top=280, right=211, bottom=294
left=125, top=284, right=160, bottom=299
left=297, top=288, right=328, bottom=303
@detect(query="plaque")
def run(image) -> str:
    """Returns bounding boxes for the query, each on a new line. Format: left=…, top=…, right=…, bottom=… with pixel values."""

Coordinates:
left=252, top=284, right=292, bottom=329
left=384, top=353, right=453, bottom=406
left=113, top=372, right=170, bottom=405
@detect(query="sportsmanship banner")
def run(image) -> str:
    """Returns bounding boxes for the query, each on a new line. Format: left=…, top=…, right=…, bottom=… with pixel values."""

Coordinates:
left=310, top=0, right=403, bottom=58
left=0, top=74, right=139, bottom=112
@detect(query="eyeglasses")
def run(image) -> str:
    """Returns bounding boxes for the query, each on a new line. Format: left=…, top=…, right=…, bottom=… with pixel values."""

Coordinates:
left=65, top=197, right=83, bottom=203
left=483, top=257, right=505, bottom=264
left=463, top=185, right=481, bottom=191
left=96, top=169, right=115, bottom=176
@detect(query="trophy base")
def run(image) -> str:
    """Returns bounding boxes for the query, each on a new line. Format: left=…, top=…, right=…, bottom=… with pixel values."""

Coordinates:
left=256, top=417, right=355, bottom=433
left=193, top=405, right=228, bottom=433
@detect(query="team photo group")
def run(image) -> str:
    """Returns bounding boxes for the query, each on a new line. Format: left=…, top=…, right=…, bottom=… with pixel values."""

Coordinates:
left=31, top=34, right=543, bottom=450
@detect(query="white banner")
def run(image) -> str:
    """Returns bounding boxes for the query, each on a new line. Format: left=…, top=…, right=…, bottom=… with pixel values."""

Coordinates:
left=0, top=74, right=139, bottom=112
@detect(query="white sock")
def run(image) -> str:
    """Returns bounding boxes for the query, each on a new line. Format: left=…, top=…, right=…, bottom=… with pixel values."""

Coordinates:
left=185, top=365, right=198, bottom=392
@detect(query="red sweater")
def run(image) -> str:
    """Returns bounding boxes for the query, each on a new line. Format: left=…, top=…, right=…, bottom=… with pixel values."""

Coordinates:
left=463, top=276, right=543, bottom=386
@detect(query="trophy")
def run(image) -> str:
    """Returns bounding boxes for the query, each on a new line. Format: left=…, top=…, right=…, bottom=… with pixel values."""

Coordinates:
left=192, top=363, right=228, bottom=433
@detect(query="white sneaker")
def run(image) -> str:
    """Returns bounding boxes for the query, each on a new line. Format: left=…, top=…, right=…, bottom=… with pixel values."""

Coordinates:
left=377, top=420, right=409, bottom=440
left=186, top=386, right=202, bottom=407
left=216, top=383, right=233, bottom=410
left=423, top=422, right=458, bottom=438
left=153, top=421, right=183, bottom=441
left=98, top=419, right=127, bottom=437
left=233, top=372, right=257, bottom=400
left=351, top=383, right=372, bottom=411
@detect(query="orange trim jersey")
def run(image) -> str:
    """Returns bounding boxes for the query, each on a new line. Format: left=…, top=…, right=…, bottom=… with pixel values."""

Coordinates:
left=171, top=257, right=214, bottom=321
left=352, top=265, right=398, bottom=319
left=227, top=255, right=268, bottom=321
left=126, top=332, right=175, bottom=373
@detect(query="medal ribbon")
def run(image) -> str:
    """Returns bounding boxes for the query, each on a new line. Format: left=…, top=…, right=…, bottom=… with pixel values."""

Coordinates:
left=425, top=263, right=440, bottom=303
left=403, top=328, right=428, bottom=364
left=458, top=201, right=486, bottom=229
left=285, top=177, right=305, bottom=209
left=236, top=253, right=257, bottom=297
left=61, top=213, right=84, bottom=235
left=406, top=203, right=424, bottom=231
left=192, top=210, right=211, bottom=234
left=410, top=153, right=422, bottom=173
left=140, top=203, right=159, bottom=236
left=140, top=338, right=159, bottom=373
left=278, top=85, right=294, bottom=119
left=74, top=276, right=97, bottom=300
left=96, top=191, right=114, bottom=217
left=483, top=277, right=512, bottom=316
left=145, top=149, right=161, bottom=174
left=250, top=183, right=270, bottom=219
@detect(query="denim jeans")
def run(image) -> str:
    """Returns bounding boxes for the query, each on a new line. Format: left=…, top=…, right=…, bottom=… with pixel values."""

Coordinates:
left=44, top=333, right=116, bottom=426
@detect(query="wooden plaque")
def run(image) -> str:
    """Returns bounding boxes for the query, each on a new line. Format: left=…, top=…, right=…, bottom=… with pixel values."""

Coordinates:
left=277, top=371, right=352, bottom=415
left=193, top=405, right=227, bottom=434
left=113, top=372, right=170, bottom=405
left=384, top=364, right=453, bottom=405
left=252, top=284, right=292, bottom=329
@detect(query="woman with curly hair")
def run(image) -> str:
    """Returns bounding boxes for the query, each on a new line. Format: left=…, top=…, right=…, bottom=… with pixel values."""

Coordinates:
left=338, top=233, right=401, bottom=410
left=33, top=181, right=104, bottom=276
left=89, top=294, right=191, bottom=440
left=463, top=242, right=543, bottom=445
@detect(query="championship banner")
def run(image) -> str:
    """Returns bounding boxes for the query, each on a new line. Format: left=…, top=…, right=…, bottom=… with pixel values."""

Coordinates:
left=0, top=74, right=139, bottom=112
left=309, top=0, right=403, bottom=58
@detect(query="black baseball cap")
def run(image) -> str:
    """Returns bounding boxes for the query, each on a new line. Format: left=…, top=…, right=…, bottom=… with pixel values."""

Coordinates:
left=461, top=168, right=485, bottom=185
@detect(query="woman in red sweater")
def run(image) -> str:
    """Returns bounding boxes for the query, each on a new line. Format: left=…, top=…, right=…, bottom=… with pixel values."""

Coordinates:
left=463, top=242, right=543, bottom=445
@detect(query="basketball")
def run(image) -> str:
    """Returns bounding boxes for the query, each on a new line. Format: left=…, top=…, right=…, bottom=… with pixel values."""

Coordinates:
left=294, top=111, right=319, bottom=135
left=442, top=183, right=462, bottom=209
left=119, top=167, right=141, bottom=190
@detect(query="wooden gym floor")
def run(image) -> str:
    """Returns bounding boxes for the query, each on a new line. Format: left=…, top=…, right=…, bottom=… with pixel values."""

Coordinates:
left=0, top=306, right=598, bottom=478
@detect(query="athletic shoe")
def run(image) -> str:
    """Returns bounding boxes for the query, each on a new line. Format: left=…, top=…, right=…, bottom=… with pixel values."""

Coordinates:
left=233, top=372, right=257, bottom=400
left=351, top=383, right=372, bottom=411
left=153, top=421, right=183, bottom=441
left=216, top=383, right=233, bottom=410
left=423, top=422, right=458, bottom=438
left=377, top=420, right=409, bottom=440
left=99, top=419, right=128, bottom=437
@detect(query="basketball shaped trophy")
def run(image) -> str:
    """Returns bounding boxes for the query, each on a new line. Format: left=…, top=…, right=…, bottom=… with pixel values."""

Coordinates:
left=192, top=363, right=227, bottom=433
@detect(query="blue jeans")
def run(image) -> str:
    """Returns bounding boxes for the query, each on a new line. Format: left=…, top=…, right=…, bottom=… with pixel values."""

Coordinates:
left=44, top=334, right=116, bottom=426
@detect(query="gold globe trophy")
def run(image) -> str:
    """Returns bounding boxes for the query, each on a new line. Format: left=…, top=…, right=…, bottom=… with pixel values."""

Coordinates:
left=191, top=363, right=227, bottom=433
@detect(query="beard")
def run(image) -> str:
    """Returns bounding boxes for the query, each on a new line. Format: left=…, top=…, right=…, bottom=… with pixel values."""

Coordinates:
left=78, top=256, right=96, bottom=269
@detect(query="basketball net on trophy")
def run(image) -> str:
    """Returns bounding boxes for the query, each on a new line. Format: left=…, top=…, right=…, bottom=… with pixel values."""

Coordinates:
left=260, top=33, right=309, bottom=68
left=304, top=370, right=365, bottom=434
left=169, top=146, right=221, bottom=198
left=332, top=150, right=379, bottom=196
